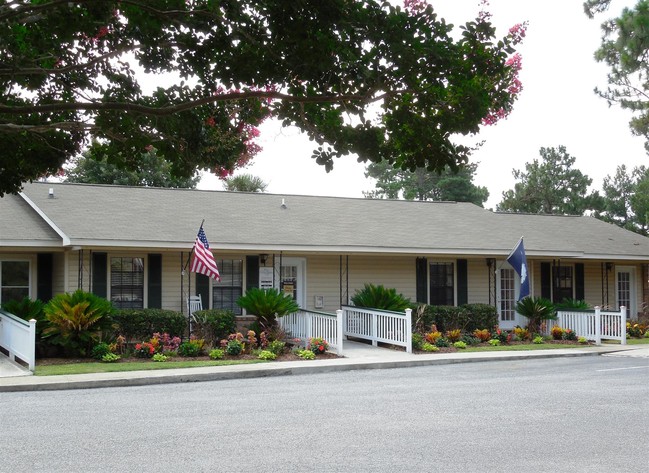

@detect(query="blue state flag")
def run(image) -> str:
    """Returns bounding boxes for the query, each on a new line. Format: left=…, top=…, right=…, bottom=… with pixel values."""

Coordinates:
left=507, top=237, right=530, bottom=301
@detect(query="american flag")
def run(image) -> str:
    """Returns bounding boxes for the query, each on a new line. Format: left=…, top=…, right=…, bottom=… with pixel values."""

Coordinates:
left=190, top=226, right=220, bottom=281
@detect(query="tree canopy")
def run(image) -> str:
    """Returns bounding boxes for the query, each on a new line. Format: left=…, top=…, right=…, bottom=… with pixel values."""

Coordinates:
left=599, top=164, right=649, bottom=234
left=364, top=160, right=489, bottom=206
left=223, top=174, right=268, bottom=193
left=64, top=144, right=199, bottom=188
left=585, top=0, right=649, bottom=150
left=0, top=0, right=524, bottom=196
left=497, top=146, right=603, bottom=215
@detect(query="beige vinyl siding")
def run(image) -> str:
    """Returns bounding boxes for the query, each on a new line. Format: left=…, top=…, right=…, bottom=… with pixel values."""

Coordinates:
left=583, top=263, right=605, bottom=308
left=161, top=251, right=184, bottom=312
left=305, top=255, right=344, bottom=312
left=467, top=258, right=490, bottom=304
left=346, top=255, right=416, bottom=303
left=52, top=252, right=66, bottom=295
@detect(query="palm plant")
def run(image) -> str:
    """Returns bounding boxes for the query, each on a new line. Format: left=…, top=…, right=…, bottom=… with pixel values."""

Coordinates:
left=350, top=283, right=411, bottom=312
left=237, top=288, right=299, bottom=330
left=515, top=296, right=556, bottom=334
left=43, top=290, right=114, bottom=356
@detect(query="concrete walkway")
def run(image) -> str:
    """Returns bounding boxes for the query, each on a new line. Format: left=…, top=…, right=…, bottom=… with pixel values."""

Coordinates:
left=0, top=341, right=646, bottom=393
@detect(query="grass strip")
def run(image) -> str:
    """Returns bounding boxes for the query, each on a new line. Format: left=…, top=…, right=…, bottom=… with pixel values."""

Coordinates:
left=35, top=359, right=266, bottom=376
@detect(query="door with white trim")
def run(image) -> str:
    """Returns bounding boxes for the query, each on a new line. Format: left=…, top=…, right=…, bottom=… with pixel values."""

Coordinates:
left=616, top=266, right=636, bottom=318
left=275, top=257, right=306, bottom=309
left=496, top=263, right=519, bottom=329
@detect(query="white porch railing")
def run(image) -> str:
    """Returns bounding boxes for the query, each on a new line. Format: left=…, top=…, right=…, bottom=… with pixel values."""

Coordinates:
left=0, top=309, right=36, bottom=371
left=343, top=306, right=412, bottom=353
left=549, top=306, right=627, bottom=345
left=279, top=309, right=344, bottom=355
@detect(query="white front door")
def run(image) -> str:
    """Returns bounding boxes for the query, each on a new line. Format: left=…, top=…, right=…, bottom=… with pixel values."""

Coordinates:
left=497, top=264, right=518, bottom=329
left=275, top=257, right=306, bottom=309
left=616, top=266, right=636, bottom=319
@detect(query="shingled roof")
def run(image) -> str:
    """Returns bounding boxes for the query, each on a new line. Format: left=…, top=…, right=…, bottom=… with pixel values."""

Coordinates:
left=4, top=182, right=648, bottom=260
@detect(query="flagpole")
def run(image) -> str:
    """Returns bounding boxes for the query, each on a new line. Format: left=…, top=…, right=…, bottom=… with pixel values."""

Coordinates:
left=183, top=219, right=205, bottom=339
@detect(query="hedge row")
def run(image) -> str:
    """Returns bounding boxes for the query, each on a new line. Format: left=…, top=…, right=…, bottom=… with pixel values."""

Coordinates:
left=110, top=309, right=188, bottom=341
left=416, top=303, right=498, bottom=333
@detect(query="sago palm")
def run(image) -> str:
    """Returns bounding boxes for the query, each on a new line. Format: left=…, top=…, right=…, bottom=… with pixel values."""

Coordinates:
left=43, top=290, right=114, bottom=356
left=515, top=296, right=556, bottom=334
left=237, top=288, right=299, bottom=330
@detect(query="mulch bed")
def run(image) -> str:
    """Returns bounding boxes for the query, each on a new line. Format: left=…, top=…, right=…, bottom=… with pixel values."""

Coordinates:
left=413, top=339, right=589, bottom=354
left=36, top=351, right=341, bottom=366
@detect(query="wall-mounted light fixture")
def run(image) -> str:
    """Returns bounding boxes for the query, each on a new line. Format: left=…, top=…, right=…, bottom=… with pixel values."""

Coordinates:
left=260, top=254, right=269, bottom=265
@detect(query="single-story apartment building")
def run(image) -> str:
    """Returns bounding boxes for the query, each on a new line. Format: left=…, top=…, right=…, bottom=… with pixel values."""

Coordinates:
left=1, top=182, right=648, bottom=330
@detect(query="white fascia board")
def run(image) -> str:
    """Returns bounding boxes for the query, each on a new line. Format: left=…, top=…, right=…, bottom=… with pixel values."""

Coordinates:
left=18, top=192, right=70, bottom=246
left=0, top=241, right=62, bottom=248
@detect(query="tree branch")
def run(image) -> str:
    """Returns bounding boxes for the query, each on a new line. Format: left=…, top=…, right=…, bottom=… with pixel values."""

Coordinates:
left=0, top=89, right=396, bottom=116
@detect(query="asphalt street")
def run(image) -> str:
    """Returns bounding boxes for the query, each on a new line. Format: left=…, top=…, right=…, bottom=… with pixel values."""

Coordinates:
left=1, top=355, right=647, bottom=472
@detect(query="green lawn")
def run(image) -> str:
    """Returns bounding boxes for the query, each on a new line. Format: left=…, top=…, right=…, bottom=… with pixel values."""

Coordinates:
left=35, top=359, right=266, bottom=376
left=463, top=343, right=589, bottom=352
left=604, top=337, right=649, bottom=346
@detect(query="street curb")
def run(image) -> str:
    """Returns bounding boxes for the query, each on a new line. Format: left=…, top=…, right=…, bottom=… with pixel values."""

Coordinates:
left=0, top=349, right=606, bottom=393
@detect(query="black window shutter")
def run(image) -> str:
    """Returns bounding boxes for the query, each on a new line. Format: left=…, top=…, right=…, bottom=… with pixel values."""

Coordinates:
left=575, top=263, right=585, bottom=301
left=246, top=255, right=260, bottom=291
left=541, top=262, right=551, bottom=300
left=195, top=273, right=210, bottom=309
left=148, top=254, right=162, bottom=309
left=92, top=252, right=108, bottom=298
left=36, top=253, right=53, bottom=302
left=457, top=259, right=468, bottom=306
left=416, top=257, right=427, bottom=303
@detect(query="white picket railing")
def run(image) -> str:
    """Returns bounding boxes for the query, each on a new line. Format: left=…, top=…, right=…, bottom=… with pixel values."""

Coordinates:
left=0, top=309, right=36, bottom=371
left=550, top=306, right=627, bottom=345
left=279, top=309, right=344, bottom=355
left=343, top=306, right=412, bottom=353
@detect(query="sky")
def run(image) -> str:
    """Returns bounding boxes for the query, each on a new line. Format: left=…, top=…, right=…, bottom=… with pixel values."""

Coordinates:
left=198, top=0, right=648, bottom=210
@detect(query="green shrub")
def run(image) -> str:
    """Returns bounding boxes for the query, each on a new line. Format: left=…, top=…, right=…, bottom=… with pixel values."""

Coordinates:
left=461, top=334, right=480, bottom=346
left=152, top=353, right=168, bottom=362
left=268, top=340, right=286, bottom=356
left=225, top=339, right=244, bottom=356
left=411, top=333, right=424, bottom=351
left=191, top=309, right=236, bottom=345
left=578, top=336, right=588, bottom=344
left=434, top=337, right=449, bottom=348
left=515, top=297, right=556, bottom=334
left=532, top=336, right=544, bottom=344
left=91, top=342, right=113, bottom=360
left=237, top=288, right=300, bottom=330
left=111, top=309, right=186, bottom=342
left=258, top=350, right=277, bottom=360
left=209, top=348, right=225, bottom=360
left=42, top=290, right=114, bottom=357
left=463, top=304, right=499, bottom=332
left=453, top=341, right=467, bottom=349
left=178, top=339, right=204, bottom=357
left=350, top=283, right=411, bottom=312
left=418, top=304, right=497, bottom=333
left=295, top=349, right=315, bottom=360
left=555, top=298, right=590, bottom=310
left=489, top=339, right=501, bottom=346
left=421, top=342, right=439, bottom=352
left=1, top=296, right=46, bottom=330
left=101, top=353, right=121, bottom=363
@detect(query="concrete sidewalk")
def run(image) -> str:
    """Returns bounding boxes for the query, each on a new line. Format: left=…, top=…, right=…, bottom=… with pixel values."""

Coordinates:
left=0, top=342, right=646, bottom=393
